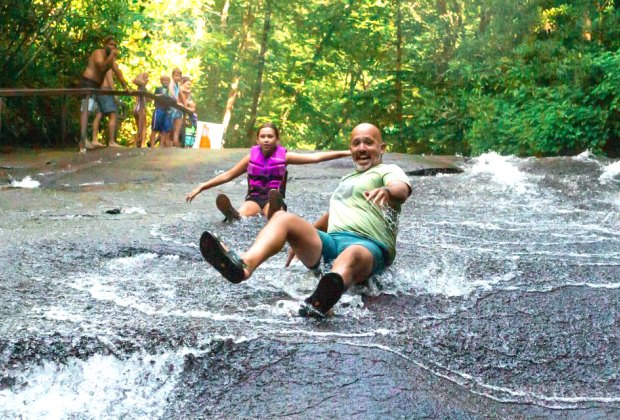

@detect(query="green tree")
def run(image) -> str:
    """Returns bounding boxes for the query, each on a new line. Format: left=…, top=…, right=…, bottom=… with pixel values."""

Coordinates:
left=1, top=0, right=619, bottom=156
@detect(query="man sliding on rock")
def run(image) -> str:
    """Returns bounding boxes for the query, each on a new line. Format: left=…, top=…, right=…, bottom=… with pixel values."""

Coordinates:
left=200, top=123, right=412, bottom=318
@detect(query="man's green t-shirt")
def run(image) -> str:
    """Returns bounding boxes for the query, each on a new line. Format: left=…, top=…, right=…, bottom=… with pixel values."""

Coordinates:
left=327, top=163, right=411, bottom=264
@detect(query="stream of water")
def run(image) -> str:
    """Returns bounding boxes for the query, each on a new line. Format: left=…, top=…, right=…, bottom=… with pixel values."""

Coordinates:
left=1, top=151, right=619, bottom=418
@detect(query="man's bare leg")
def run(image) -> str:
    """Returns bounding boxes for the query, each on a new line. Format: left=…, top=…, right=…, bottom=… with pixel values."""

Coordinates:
left=108, top=112, right=122, bottom=147
left=81, top=100, right=93, bottom=149
left=241, top=211, right=323, bottom=279
left=90, top=112, right=105, bottom=147
left=329, top=245, right=374, bottom=287
left=299, top=245, right=374, bottom=317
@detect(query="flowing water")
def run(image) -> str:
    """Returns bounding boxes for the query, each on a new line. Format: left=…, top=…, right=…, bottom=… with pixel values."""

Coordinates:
left=0, top=149, right=619, bottom=418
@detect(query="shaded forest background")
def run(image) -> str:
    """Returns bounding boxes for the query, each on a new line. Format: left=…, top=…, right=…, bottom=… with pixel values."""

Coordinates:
left=0, top=0, right=619, bottom=156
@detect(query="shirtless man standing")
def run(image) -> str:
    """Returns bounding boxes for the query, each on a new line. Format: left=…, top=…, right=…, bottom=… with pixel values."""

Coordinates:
left=80, top=37, right=128, bottom=149
left=90, top=69, right=113, bottom=147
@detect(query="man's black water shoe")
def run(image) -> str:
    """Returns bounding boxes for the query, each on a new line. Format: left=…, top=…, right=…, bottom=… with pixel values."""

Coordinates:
left=299, top=272, right=346, bottom=318
left=200, top=231, right=246, bottom=284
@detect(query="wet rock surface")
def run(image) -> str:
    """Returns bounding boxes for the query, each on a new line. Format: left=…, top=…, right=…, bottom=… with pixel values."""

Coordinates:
left=1, top=148, right=619, bottom=417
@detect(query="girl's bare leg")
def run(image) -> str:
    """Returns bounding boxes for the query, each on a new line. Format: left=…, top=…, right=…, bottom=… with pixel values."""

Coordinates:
left=238, top=201, right=262, bottom=218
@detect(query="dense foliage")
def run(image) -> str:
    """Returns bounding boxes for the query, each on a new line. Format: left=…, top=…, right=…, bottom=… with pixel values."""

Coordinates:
left=0, top=0, right=619, bottom=156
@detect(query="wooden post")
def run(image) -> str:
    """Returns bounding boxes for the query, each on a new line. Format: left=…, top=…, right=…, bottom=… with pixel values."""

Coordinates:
left=61, top=96, right=67, bottom=147
left=0, top=97, right=3, bottom=140
left=80, top=94, right=89, bottom=152
left=136, top=91, right=143, bottom=147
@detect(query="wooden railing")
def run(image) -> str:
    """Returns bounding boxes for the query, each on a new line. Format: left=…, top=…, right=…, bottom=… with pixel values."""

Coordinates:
left=0, top=88, right=194, bottom=152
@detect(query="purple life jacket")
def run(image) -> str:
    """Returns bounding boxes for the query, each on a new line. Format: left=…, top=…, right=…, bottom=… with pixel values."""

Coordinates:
left=246, top=145, right=287, bottom=202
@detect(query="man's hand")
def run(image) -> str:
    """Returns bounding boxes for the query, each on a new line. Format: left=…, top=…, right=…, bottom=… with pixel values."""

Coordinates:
left=285, top=248, right=298, bottom=267
left=364, top=186, right=391, bottom=207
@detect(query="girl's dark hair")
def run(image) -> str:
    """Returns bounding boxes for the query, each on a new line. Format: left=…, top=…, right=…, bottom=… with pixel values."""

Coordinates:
left=257, top=122, right=280, bottom=139
left=180, top=76, right=191, bottom=84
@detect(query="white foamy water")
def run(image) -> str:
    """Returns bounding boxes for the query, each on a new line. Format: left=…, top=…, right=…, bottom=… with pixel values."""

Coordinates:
left=78, top=181, right=105, bottom=186
left=39, top=306, right=84, bottom=322
left=122, top=206, right=147, bottom=215
left=572, top=150, right=597, bottom=162
left=469, top=152, right=531, bottom=193
left=520, top=281, right=620, bottom=293
left=109, top=252, right=159, bottom=268
left=276, top=328, right=391, bottom=339
left=391, top=263, right=516, bottom=298
left=66, top=253, right=295, bottom=324
left=350, top=342, right=620, bottom=410
left=600, top=160, right=620, bottom=185
left=10, top=176, right=40, bottom=189
left=150, top=224, right=198, bottom=248
left=0, top=349, right=191, bottom=419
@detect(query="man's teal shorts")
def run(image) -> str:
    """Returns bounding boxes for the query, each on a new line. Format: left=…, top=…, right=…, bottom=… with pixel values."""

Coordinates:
left=316, top=230, right=387, bottom=275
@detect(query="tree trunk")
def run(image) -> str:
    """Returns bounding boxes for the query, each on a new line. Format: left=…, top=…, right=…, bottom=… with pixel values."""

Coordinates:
left=1, top=0, right=55, bottom=76
left=595, top=1, right=611, bottom=45
left=478, top=6, right=490, bottom=35
left=221, top=0, right=229, bottom=26
left=436, top=0, right=463, bottom=77
left=246, top=0, right=272, bottom=146
left=221, top=1, right=254, bottom=142
left=436, top=0, right=447, bottom=15
left=394, top=0, right=405, bottom=152
left=583, top=10, right=592, bottom=41
left=15, top=0, right=72, bottom=81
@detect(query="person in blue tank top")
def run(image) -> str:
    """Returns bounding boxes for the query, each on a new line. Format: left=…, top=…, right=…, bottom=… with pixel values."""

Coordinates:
left=185, top=122, right=351, bottom=221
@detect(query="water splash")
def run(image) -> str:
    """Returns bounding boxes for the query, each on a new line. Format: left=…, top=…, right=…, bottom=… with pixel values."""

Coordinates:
left=9, top=176, right=40, bottom=189
left=572, top=150, right=597, bottom=162
left=122, top=206, right=147, bottom=215
left=3, top=152, right=620, bottom=416
left=600, top=160, right=620, bottom=185
left=469, top=152, right=531, bottom=193
left=0, top=350, right=192, bottom=419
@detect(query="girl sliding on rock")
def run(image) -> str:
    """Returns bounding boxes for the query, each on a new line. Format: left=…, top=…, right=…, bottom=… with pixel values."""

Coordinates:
left=185, top=122, right=350, bottom=221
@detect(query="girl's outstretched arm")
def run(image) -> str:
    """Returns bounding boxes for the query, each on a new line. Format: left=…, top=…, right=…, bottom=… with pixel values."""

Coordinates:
left=286, top=150, right=351, bottom=165
left=185, top=155, right=250, bottom=202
